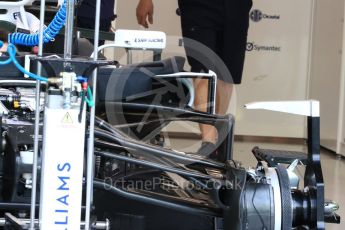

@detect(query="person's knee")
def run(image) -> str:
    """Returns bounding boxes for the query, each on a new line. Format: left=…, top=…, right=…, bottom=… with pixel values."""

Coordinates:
left=217, top=79, right=233, bottom=89
left=194, top=79, right=209, bottom=89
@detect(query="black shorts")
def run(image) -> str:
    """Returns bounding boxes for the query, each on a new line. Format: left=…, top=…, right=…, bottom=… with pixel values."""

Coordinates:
left=178, top=0, right=252, bottom=84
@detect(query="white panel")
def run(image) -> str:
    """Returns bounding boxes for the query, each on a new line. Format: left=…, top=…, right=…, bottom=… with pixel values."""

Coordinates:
left=114, top=29, right=166, bottom=49
left=39, top=97, right=85, bottom=230
left=236, top=0, right=313, bottom=137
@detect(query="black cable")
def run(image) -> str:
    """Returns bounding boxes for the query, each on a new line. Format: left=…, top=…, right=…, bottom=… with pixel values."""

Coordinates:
left=94, top=150, right=213, bottom=180
left=92, top=115, right=223, bottom=169
left=78, top=90, right=86, bottom=123
left=188, top=177, right=208, bottom=190
left=93, top=115, right=221, bottom=138
left=251, top=185, right=268, bottom=229
left=93, top=179, right=221, bottom=217
left=95, top=139, right=210, bottom=191
left=112, top=168, right=161, bottom=181
left=95, top=139, right=183, bottom=170
left=94, top=139, right=127, bottom=151
left=93, top=128, right=225, bottom=170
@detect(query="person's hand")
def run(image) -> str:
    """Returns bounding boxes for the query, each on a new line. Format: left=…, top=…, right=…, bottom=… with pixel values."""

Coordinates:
left=136, top=0, right=154, bottom=28
left=32, top=46, right=39, bottom=54
left=0, top=42, right=8, bottom=53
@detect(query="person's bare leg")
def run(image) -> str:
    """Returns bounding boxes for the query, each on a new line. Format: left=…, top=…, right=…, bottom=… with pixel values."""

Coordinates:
left=216, top=79, right=233, bottom=115
left=194, top=78, right=217, bottom=144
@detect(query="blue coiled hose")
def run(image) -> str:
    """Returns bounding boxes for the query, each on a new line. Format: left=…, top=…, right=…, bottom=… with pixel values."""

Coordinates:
left=9, top=0, right=67, bottom=46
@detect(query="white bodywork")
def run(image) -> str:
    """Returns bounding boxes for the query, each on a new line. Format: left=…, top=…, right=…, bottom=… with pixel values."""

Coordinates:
left=245, top=100, right=320, bottom=117
left=0, top=0, right=35, bottom=30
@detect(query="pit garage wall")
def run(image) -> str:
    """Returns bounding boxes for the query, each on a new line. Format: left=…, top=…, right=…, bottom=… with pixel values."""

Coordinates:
left=113, top=0, right=314, bottom=138
left=308, top=0, right=345, bottom=156
left=236, top=0, right=314, bottom=138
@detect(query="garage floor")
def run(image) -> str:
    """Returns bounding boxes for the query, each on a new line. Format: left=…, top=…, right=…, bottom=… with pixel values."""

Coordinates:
left=168, top=138, right=345, bottom=230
